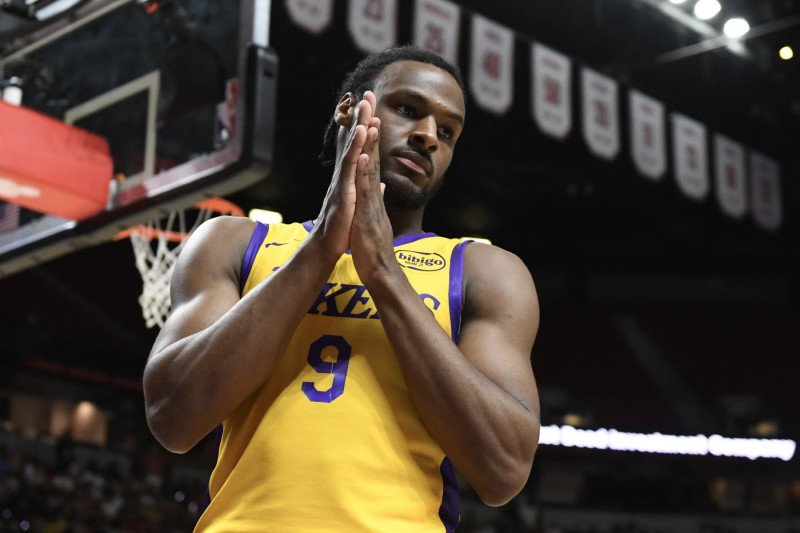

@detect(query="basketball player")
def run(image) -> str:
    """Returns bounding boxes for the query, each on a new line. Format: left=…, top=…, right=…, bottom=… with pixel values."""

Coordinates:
left=143, top=45, right=540, bottom=532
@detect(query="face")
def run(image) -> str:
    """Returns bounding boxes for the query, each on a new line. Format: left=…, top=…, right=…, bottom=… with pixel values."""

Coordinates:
left=369, top=60, right=466, bottom=210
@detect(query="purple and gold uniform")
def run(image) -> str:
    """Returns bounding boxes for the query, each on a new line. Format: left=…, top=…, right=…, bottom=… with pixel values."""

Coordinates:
left=194, top=221, right=470, bottom=533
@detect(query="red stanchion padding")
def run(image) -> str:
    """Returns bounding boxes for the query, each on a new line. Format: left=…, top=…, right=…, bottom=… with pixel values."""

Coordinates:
left=0, top=100, right=112, bottom=220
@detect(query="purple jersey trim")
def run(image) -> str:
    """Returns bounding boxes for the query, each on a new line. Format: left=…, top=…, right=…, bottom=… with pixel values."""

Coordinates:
left=201, top=424, right=224, bottom=513
left=448, top=240, right=470, bottom=343
left=346, top=232, right=438, bottom=254
left=240, top=222, right=270, bottom=295
left=394, top=231, right=438, bottom=246
left=301, top=216, right=438, bottom=255
left=438, top=457, right=460, bottom=532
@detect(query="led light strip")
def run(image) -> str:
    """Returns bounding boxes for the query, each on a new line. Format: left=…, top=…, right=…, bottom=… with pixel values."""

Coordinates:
left=539, top=425, right=796, bottom=461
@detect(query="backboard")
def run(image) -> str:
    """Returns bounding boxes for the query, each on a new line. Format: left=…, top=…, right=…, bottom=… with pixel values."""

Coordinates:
left=0, top=0, right=278, bottom=277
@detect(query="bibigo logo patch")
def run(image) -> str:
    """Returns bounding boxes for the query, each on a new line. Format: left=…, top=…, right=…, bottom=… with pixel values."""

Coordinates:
left=395, top=250, right=446, bottom=271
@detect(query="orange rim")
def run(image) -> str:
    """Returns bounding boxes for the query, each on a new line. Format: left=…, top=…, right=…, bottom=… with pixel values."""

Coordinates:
left=195, top=197, right=245, bottom=217
left=112, top=197, right=244, bottom=242
left=113, top=226, right=189, bottom=243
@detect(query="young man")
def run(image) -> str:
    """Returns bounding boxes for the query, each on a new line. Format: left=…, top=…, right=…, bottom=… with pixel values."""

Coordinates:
left=143, top=45, right=540, bottom=532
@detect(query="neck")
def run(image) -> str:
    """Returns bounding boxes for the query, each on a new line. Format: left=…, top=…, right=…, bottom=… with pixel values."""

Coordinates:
left=386, top=206, right=426, bottom=239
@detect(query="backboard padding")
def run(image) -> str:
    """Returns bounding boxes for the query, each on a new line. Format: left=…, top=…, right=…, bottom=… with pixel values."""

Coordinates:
left=0, top=0, right=278, bottom=277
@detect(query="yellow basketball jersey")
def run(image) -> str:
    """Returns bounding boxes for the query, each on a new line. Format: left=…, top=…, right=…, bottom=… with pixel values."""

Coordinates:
left=194, top=221, right=469, bottom=533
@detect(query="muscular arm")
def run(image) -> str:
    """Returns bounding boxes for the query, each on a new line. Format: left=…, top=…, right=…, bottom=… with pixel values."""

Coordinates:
left=143, top=217, right=340, bottom=453
left=143, top=96, right=378, bottom=453
left=349, top=116, right=539, bottom=506
left=366, top=244, right=540, bottom=507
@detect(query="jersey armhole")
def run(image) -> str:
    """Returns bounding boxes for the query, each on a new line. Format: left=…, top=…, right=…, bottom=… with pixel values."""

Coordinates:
left=239, top=222, right=270, bottom=295
left=448, top=239, right=471, bottom=343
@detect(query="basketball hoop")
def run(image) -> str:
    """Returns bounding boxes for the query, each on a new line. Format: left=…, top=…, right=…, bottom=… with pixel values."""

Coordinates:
left=114, top=197, right=245, bottom=329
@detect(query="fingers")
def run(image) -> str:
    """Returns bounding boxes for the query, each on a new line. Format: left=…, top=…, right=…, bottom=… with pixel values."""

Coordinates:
left=336, top=92, right=380, bottom=197
left=340, top=123, right=367, bottom=174
left=354, top=135, right=382, bottom=225
left=354, top=95, right=374, bottom=130
left=363, top=118, right=380, bottom=154
left=363, top=91, right=377, bottom=117
left=359, top=116, right=380, bottom=187
left=341, top=96, right=376, bottom=170
left=356, top=153, right=370, bottom=175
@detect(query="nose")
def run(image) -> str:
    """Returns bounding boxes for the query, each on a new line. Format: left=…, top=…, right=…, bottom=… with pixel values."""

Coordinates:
left=409, top=116, right=438, bottom=153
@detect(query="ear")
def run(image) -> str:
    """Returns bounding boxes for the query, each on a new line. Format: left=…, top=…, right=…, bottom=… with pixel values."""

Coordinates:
left=334, top=92, right=357, bottom=128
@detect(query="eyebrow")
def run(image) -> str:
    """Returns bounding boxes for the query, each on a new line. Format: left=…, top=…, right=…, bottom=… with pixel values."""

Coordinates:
left=399, top=89, right=465, bottom=126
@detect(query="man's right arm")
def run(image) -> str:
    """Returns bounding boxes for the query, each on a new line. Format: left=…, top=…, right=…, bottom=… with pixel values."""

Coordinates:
left=143, top=93, right=378, bottom=454
left=142, top=216, right=340, bottom=453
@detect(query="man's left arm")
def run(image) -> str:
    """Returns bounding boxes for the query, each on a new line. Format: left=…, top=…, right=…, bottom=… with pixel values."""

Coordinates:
left=366, top=242, right=541, bottom=507
left=348, top=95, right=540, bottom=505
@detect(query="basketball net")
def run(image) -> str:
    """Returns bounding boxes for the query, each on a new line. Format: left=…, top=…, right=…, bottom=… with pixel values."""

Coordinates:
left=115, top=198, right=244, bottom=328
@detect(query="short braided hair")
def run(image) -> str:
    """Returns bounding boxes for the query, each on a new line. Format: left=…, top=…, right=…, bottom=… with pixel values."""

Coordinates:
left=319, top=44, right=466, bottom=166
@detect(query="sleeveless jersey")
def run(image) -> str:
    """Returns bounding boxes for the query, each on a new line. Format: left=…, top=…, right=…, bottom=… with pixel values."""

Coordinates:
left=194, top=221, right=470, bottom=533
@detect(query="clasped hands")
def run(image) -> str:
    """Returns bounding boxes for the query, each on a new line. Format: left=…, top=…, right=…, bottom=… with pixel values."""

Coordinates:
left=318, top=91, right=398, bottom=287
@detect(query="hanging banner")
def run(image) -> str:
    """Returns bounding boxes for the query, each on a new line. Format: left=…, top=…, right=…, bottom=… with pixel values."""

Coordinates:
left=713, top=134, right=747, bottom=219
left=750, top=151, right=782, bottom=231
left=285, top=0, right=334, bottom=35
left=671, top=113, right=709, bottom=201
left=581, top=68, right=619, bottom=161
left=412, top=0, right=461, bottom=64
left=348, top=0, right=398, bottom=53
left=531, top=43, right=572, bottom=140
left=469, top=14, right=514, bottom=115
left=629, top=90, right=666, bottom=181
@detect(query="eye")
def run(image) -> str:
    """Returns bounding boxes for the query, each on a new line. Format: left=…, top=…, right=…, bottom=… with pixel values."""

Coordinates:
left=396, top=103, right=415, bottom=117
left=438, top=126, right=454, bottom=140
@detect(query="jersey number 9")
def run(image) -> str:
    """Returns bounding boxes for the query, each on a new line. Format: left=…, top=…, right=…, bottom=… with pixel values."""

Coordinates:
left=302, top=335, right=352, bottom=403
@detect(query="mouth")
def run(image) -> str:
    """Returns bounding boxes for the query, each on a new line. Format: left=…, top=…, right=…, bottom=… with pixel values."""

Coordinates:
left=393, top=150, right=432, bottom=177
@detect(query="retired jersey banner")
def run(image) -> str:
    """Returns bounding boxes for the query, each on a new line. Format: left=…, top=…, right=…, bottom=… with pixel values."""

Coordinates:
left=750, top=151, right=782, bottom=230
left=671, top=113, right=709, bottom=201
left=413, top=0, right=461, bottom=64
left=714, top=134, right=747, bottom=219
left=348, top=0, right=398, bottom=53
left=531, top=43, right=572, bottom=140
left=630, top=90, right=666, bottom=181
left=285, top=0, right=334, bottom=34
left=581, top=68, right=620, bottom=160
left=469, top=14, right=514, bottom=115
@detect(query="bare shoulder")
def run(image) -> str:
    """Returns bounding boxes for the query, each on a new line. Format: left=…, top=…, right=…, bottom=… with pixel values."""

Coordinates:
left=185, top=214, right=257, bottom=250
left=148, top=216, right=258, bottom=357
left=462, top=241, right=539, bottom=334
left=171, top=215, right=258, bottom=296
left=463, top=241, right=537, bottom=300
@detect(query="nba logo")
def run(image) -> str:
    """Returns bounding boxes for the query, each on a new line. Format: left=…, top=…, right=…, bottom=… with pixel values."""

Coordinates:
left=215, top=78, right=239, bottom=149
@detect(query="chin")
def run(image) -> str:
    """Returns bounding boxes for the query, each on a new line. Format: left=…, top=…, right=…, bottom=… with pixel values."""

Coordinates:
left=381, top=172, right=430, bottom=210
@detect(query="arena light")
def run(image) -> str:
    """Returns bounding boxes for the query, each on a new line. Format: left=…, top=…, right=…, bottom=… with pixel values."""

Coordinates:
left=668, top=0, right=688, bottom=4
left=34, top=0, right=83, bottom=20
left=694, top=0, right=721, bottom=20
left=539, top=425, right=797, bottom=461
left=1, top=85, right=22, bottom=106
left=248, top=208, right=283, bottom=225
left=723, top=17, right=750, bottom=38
left=779, top=46, right=794, bottom=60
left=640, top=0, right=748, bottom=57
left=1, top=0, right=83, bottom=20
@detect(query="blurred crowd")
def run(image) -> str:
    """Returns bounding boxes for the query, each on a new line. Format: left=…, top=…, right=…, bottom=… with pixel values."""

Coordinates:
left=0, top=428, right=798, bottom=532
left=0, top=429, right=208, bottom=533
